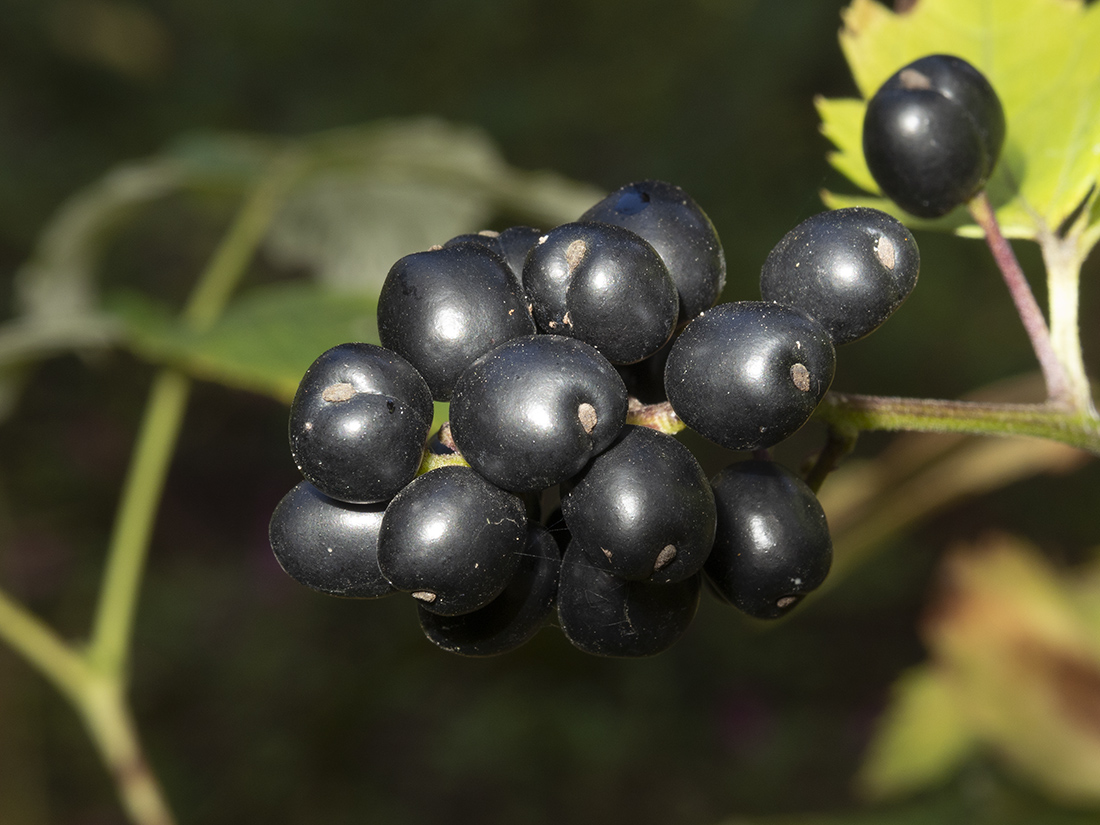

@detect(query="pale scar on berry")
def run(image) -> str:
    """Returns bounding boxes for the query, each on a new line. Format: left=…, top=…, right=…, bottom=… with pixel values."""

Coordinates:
left=322, top=382, right=356, bottom=403
left=899, top=68, right=932, bottom=90
left=790, top=363, right=811, bottom=392
left=565, top=239, right=587, bottom=272
left=654, top=544, right=677, bottom=570
left=412, top=591, right=437, bottom=603
left=875, top=235, right=897, bottom=270
left=776, top=595, right=800, bottom=610
left=578, top=402, right=598, bottom=433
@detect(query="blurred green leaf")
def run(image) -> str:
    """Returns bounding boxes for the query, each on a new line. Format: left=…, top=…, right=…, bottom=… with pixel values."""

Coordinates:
left=857, top=665, right=976, bottom=799
left=819, top=0, right=1100, bottom=244
left=109, top=283, right=377, bottom=402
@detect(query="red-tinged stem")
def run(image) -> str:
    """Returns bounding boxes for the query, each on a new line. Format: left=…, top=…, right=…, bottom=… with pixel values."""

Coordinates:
left=968, top=192, right=1072, bottom=407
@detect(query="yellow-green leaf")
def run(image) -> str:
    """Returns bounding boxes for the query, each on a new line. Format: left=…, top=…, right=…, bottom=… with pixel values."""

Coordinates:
left=820, top=0, right=1100, bottom=242
left=857, top=665, right=976, bottom=800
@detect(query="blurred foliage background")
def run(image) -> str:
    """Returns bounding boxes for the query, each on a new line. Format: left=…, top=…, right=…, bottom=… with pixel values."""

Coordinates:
left=1, top=0, right=1099, bottom=823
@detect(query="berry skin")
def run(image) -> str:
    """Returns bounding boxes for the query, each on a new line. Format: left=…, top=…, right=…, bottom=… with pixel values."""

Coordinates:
left=580, top=180, right=726, bottom=318
left=863, top=54, right=1006, bottom=218
left=556, top=541, right=701, bottom=657
left=449, top=335, right=629, bottom=493
left=289, top=343, right=433, bottom=504
left=522, top=221, right=679, bottom=364
left=268, top=481, right=395, bottom=599
left=377, top=243, right=535, bottom=400
left=705, top=460, right=832, bottom=620
left=760, top=207, right=920, bottom=345
left=561, top=425, right=716, bottom=584
left=417, top=523, right=561, bottom=656
left=664, top=301, right=835, bottom=451
left=376, top=465, right=526, bottom=616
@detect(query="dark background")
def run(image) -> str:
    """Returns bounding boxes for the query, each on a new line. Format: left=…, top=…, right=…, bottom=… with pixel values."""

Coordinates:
left=1, top=1, right=1098, bottom=823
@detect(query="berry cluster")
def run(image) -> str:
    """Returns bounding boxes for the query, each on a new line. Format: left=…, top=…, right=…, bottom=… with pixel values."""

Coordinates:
left=268, top=172, right=923, bottom=658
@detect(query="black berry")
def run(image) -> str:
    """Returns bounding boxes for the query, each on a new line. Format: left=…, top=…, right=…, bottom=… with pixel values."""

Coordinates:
left=863, top=54, right=1006, bottom=218
left=705, top=460, right=832, bottom=619
left=289, top=343, right=433, bottom=504
left=760, top=207, right=920, bottom=345
left=449, top=335, right=629, bottom=492
left=268, top=481, right=395, bottom=599
left=556, top=542, right=701, bottom=657
left=417, top=523, right=561, bottom=656
left=377, top=243, right=534, bottom=400
left=561, top=425, right=716, bottom=584
left=664, top=301, right=835, bottom=451
left=522, top=221, right=679, bottom=364
left=376, top=465, right=526, bottom=616
left=581, top=180, right=726, bottom=318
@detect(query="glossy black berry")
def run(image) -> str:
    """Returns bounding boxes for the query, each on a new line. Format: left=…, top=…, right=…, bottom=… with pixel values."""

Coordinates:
left=705, top=460, right=832, bottom=620
left=289, top=343, right=433, bottom=504
left=760, top=207, right=920, bottom=345
left=863, top=54, right=1006, bottom=218
left=581, top=180, right=726, bottom=318
left=268, top=481, right=395, bottom=599
left=377, top=243, right=535, bottom=400
left=376, top=465, right=526, bottom=616
left=562, top=425, right=716, bottom=584
left=664, top=301, right=835, bottom=451
left=449, top=335, right=629, bottom=492
left=522, top=221, right=678, bottom=364
left=557, top=542, right=701, bottom=657
left=417, top=523, right=561, bottom=656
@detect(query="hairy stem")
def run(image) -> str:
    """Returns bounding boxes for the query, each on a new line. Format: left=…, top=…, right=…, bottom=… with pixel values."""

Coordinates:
left=816, top=392, right=1100, bottom=454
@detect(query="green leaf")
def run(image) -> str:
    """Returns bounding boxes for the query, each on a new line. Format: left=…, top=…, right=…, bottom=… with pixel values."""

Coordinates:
left=110, top=283, right=377, bottom=402
left=820, top=0, right=1100, bottom=243
left=857, top=665, right=976, bottom=800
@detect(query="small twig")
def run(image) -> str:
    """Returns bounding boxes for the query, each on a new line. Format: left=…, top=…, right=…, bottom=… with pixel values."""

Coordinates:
left=803, top=425, right=860, bottom=493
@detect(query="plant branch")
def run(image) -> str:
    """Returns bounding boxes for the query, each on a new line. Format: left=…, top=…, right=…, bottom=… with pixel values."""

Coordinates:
left=968, top=192, right=1073, bottom=407
left=0, top=587, right=89, bottom=703
left=816, top=391, right=1100, bottom=454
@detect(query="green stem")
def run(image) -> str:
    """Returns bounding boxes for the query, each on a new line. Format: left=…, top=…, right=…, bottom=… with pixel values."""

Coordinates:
left=87, top=370, right=191, bottom=676
left=0, top=587, right=89, bottom=704
left=816, top=392, right=1100, bottom=454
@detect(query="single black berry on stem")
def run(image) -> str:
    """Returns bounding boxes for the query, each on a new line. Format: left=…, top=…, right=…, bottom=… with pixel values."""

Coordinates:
left=417, top=523, right=561, bottom=656
left=581, top=180, right=726, bottom=318
left=268, top=481, right=395, bottom=599
left=862, top=54, right=1006, bottom=218
left=760, top=207, right=920, bottom=345
left=289, top=343, right=433, bottom=504
left=705, top=460, right=832, bottom=620
left=557, top=542, right=701, bottom=657
left=562, top=425, right=716, bottom=584
left=664, top=301, right=835, bottom=451
left=376, top=465, right=526, bottom=616
left=449, top=335, right=629, bottom=492
left=377, top=243, right=535, bottom=400
left=522, top=221, right=679, bottom=364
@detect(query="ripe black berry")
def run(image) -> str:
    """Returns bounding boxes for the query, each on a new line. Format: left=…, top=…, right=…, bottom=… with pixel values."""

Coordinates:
left=556, top=542, right=701, bottom=657
left=289, top=343, right=433, bottom=504
left=376, top=465, right=526, bottom=616
left=561, top=425, right=716, bottom=584
left=522, top=221, right=679, bottom=364
left=863, top=54, right=1006, bottom=218
left=580, top=180, right=726, bottom=318
left=449, top=335, right=629, bottom=492
left=377, top=243, right=535, bottom=400
left=760, top=207, right=920, bottom=345
left=664, top=301, right=835, bottom=451
left=705, top=460, right=832, bottom=619
left=268, top=481, right=395, bottom=599
left=417, top=523, right=561, bottom=656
